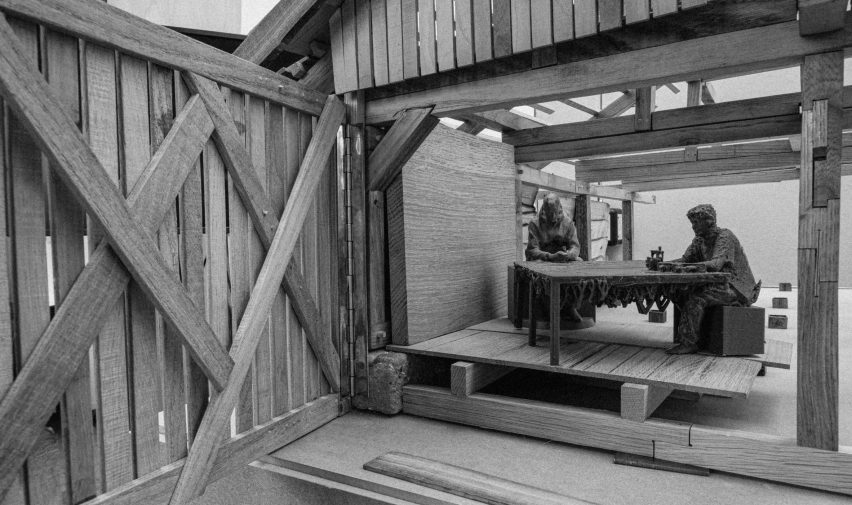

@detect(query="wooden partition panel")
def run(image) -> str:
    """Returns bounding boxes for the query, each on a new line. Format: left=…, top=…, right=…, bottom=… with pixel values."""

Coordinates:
left=0, top=13, right=339, bottom=505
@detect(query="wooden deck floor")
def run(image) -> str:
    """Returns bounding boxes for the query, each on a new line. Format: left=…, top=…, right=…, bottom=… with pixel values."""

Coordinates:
left=388, top=318, right=790, bottom=398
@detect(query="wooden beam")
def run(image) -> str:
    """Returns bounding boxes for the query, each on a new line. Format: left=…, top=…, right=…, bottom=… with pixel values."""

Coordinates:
left=519, top=167, right=655, bottom=203
left=621, top=383, right=672, bottom=422
left=82, top=395, right=339, bottom=505
left=368, top=107, right=439, bottom=191
left=799, top=0, right=848, bottom=35
left=701, top=81, right=717, bottom=104
left=169, top=95, right=345, bottom=504
left=634, top=86, right=656, bottom=131
left=300, top=53, right=335, bottom=94
left=183, top=72, right=341, bottom=392
left=364, top=452, right=594, bottom=505
left=233, top=0, right=319, bottom=64
left=451, top=362, right=514, bottom=397
left=457, top=109, right=547, bottom=132
left=621, top=200, right=633, bottom=260
left=364, top=17, right=848, bottom=123
left=0, top=0, right=326, bottom=115
left=404, top=385, right=852, bottom=496
left=623, top=164, right=852, bottom=192
left=561, top=99, right=599, bottom=117
left=598, top=91, right=636, bottom=118
left=0, top=93, right=216, bottom=501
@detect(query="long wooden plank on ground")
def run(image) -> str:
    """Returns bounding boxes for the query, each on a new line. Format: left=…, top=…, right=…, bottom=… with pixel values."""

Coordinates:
left=0, top=0, right=324, bottom=113
left=0, top=89, right=215, bottom=501
left=368, top=107, right=439, bottom=191
left=83, top=395, right=339, bottom=505
left=233, top=0, right=318, bottom=64
left=43, top=29, right=96, bottom=503
left=183, top=72, right=341, bottom=393
left=364, top=18, right=846, bottom=124
left=168, top=95, right=344, bottom=504
left=364, top=452, right=595, bottom=505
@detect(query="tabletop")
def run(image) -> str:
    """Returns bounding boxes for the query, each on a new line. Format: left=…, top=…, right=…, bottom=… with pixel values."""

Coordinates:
left=515, top=260, right=730, bottom=285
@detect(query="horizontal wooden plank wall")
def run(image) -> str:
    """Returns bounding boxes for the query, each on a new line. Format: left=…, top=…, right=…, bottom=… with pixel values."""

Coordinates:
left=0, top=14, right=338, bottom=505
left=330, top=0, right=709, bottom=92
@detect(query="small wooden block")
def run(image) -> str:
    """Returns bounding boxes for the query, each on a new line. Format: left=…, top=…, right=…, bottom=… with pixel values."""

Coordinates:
left=772, top=297, right=788, bottom=309
left=620, top=383, right=672, bottom=422
left=768, top=314, right=788, bottom=329
left=703, top=306, right=765, bottom=356
left=451, top=361, right=514, bottom=397
left=779, top=282, right=792, bottom=291
left=648, top=310, right=666, bottom=323
left=613, top=452, right=710, bottom=476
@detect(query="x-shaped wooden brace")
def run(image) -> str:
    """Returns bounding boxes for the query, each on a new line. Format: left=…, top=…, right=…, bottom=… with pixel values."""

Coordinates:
left=0, top=14, right=342, bottom=502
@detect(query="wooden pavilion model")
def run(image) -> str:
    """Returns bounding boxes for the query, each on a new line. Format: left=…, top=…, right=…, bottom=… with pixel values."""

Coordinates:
left=0, top=0, right=848, bottom=504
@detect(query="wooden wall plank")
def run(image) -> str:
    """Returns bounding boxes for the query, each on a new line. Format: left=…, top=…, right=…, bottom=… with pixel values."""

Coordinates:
left=284, top=107, right=306, bottom=409
left=552, top=0, right=574, bottom=43
left=301, top=114, right=322, bottom=402
left=401, top=0, right=420, bottom=79
left=356, top=0, right=374, bottom=88
left=455, top=0, right=474, bottom=67
left=435, top=0, right=455, bottom=71
left=599, top=0, right=624, bottom=32
left=624, top=0, right=650, bottom=24
left=574, top=1, right=597, bottom=38
left=386, top=177, right=408, bottom=345
left=472, top=0, right=492, bottom=62
left=530, top=0, right=553, bottom=49
left=316, top=127, right=336, bottom=395
left=418, top=0, right=438, bottom=76
left=368, top=191, right=389, bottom=349
left=119, top=54, right=163, bottom=478
left=651, top=0, right=677, bottom=17
left=84, top=42, right=135, bottom=491
left=174, top=76, right=207, bottom=448
left=511, top=0, right=532, bottom=53
left=492, top=0, right=512, bottom=58
left=44, top=29, right=96, bottom=504
left=371, top=0, right=390, bottom=86
left=341, top=0, right=360, bottom=92
left=386, top=0, right=404, bottom=82
left=329, top=9, right=346, bottom=93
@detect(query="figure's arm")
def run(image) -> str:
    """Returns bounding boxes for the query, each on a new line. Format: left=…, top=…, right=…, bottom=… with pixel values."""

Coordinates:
left=565, top=221, right=582, bottom=260
left=703, top=231, right=734, bottom=272
left=525, top=221, right=552, bottom=261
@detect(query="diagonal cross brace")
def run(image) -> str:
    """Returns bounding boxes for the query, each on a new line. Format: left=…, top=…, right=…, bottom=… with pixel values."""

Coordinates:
left=0, top=90, right=216, bottom=500
left=183, top=71, right=341, bottom=392
left=168, top=94, right=345, bottom=505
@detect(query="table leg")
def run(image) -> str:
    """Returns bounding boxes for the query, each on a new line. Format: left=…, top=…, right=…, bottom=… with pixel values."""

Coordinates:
left=513, top=271, right=522, bottom=329
left=673, top=304, right=681, bottom=344
left=550, top=281, right=561, bottom=365
left=528, top=281, right=536, bottom=346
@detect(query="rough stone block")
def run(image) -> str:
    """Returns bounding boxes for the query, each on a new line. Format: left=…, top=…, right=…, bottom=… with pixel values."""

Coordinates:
left=648, top=310, right=667, bottom=323
left=353, top=351, right=409, bottom=415
left=768, top=314, right=788, bottom=329
left=772, top=297, right=788, bottom=309
left=779, top=282, right=792, bottom=291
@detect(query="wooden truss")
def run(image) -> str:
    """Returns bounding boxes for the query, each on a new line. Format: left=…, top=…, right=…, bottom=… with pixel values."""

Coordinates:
left=0, top=11, right=345, bottom=505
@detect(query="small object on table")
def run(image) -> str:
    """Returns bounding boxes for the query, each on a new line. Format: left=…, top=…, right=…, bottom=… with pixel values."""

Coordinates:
left=645, top=246, right=664, bottom=270
left=658, top=262, right=707, bottom=274
left=648, top=310, right=667, bottom=323
left=779, top=282, right=792, bottom=291
left=772, top=297, right=788, bottom=309
left=768, top=314, right=788, bottom=329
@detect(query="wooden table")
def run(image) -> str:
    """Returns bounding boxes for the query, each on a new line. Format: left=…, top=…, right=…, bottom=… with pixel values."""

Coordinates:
left=515, top=260, right=730, bottom=365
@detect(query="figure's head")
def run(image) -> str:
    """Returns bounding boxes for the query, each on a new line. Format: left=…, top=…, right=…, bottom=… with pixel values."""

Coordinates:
left=540, top=193, right=565, bottom=227
left=686, top=204, right=717, bottom=236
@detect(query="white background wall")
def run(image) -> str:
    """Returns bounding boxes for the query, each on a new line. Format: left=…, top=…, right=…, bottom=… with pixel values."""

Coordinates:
left=108, top=0, right=278, bottom=34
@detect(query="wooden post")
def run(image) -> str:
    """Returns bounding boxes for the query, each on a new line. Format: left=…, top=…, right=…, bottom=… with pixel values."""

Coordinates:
left=368, top=190, right=390, bottom=349
left=549, top=280, right=561, bottom=365
left=797, top=51, right=842, bottom=451
left=574, top=195, right=592, bottom=261
left=621, top=200, right=633, bottom=260
left=634, top=86, right=655, bottom=131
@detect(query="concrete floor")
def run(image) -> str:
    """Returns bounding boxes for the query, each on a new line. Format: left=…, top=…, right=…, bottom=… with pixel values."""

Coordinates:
left=202, top=287, right=852, bottom=505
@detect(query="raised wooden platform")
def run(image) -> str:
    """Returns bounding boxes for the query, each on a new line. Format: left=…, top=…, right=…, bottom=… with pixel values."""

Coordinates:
left=388, top=318, right=792, bottom=399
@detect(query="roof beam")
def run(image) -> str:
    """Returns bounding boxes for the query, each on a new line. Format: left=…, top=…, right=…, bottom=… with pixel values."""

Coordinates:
left=561, top=99, right=599, bottom=117
left=623, top=164, right=852, bottom=192
left=799, top=0, right=848, bottom=35
left=233, top=0, right=320, bottom=64
left=368, top=108, right=440, bottom=191
left=519, top=166, right=655, bottom=203
left=365, top=16, right=849, bottom=124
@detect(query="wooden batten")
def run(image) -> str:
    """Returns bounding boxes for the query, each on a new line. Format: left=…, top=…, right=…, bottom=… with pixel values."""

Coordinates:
left=451, top=362, right=514, bottom=397
left=520, top=167, right=655, bottom=203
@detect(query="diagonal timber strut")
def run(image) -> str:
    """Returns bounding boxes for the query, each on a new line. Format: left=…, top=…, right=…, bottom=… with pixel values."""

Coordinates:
left=183, top=71, right=341, bottom=392
left=168, top=94, right=346, bottom=504
left=0, top=41, right=220, bottom=503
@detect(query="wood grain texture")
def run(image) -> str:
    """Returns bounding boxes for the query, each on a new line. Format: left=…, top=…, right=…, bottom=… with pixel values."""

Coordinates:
left=329, top=9, right=348, bottom=92
left=387, top=177, right=409, bottom=345
left=492, top=0, right=512, bottom=58
left=340, top=0, right=360, bottom=91
left=651, top=0, right=677, bottom=17
left=573, top=0, right=597, bottom=38
left=435, top=0, right=455, bottom=71
left=511, top=0, right=532, bottom=53
left=368, top=107, right=439, bottom=191
left=368, top=191, right=390, bottom=349
left=621, top=200, right=633, bottom=260
left=356, top=0, right=374, bottom=88
left=520, top=168, right=650, bottom=202
left=799, top=0, right=847, bottom=35
left=401, top=0, right=419, bottom=79
left=371, top=0, right=390, bottom=86
left=624, top=0, right=649, bottom=23
left=620, top=383, right=672, bottom=422
left=364, top=452, right=595, bottom=505
left=0, top=0, right=324, bottom=114
left=451, top=361, right=514, bottom=397
left=454, top=0, right=474, bottom=67
left=598, top=0, right=623, bottom=32
left=233, top=0, right=318, bottom=64
left=552, top=0, right=574, bottom=42
left=385, top=0, right=404, bottom=82
left=472, top=0, right=493, bottom=62
left=168, top=96, right=344, bottom=504
left=529, top=0, right=553, bottom=49
left=418, top=0, right=438, bottom=76
left=387, top=125, right=516, bottom=345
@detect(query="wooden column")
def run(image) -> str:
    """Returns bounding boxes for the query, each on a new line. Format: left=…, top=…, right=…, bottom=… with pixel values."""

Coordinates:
left=368, top=190, right=390, bottom=349
left=345, top=91, right=370, bottom=401
left=621, top=200, right=633, bottom=260
left=634, top=86, right=656, bottom=131
left=574, top=195, right=592, bottom=261
left=797, top=51, right=842, bottom=451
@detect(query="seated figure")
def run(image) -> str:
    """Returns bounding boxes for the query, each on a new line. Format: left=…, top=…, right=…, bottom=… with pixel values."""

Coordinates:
left=667, top=204, right=761, bottom=355
left=526, top=193, right=583, bottom=263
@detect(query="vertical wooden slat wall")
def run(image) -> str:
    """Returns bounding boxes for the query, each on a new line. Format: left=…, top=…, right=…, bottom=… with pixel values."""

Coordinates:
left=0, top=15, right=336, bottom=505
left=329, top=0, right=710, bottom=93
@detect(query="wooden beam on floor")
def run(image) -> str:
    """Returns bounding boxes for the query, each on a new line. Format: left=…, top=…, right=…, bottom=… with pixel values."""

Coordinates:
left=620, top=383, right=672, bottom=422
left=233, top=0, right=319, bottom=64
left=367, top=107, right=439, bottom=191
left=169, top=95, right=345, bottom=504
left=451, top=362, right=514, bottom=397
left=364, top=16, right=847, bottom=123
left=519, top=167, right=655, bottom=203
left=364, top=452, right=595, bottom=505
left=799, top=0, right=848, bottom=35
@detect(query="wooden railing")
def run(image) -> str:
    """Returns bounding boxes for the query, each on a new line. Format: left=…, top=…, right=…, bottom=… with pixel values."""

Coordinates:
left=329, top=0, right=709, bottom=93
left=0, top=2, right=345, bottom=505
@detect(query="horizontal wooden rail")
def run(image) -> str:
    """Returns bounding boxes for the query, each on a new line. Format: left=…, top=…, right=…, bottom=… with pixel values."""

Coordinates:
left=0, top=0, right=326, bottom=115
left=519, top=167, right=655, bottom=203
